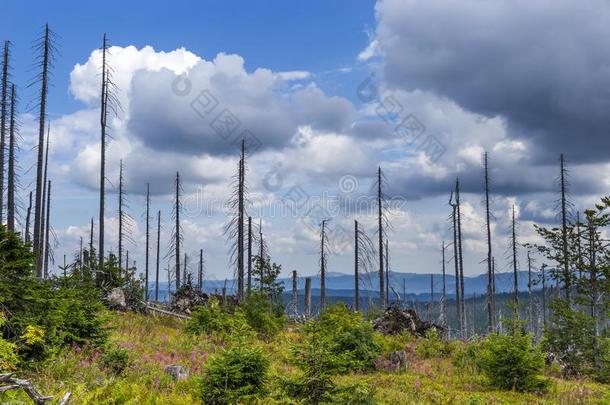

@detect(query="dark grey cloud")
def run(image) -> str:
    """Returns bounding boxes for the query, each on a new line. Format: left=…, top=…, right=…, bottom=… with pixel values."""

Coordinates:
left=127, top=62, right=355, bottom=157
left=374, top=0, right=610, bottom=164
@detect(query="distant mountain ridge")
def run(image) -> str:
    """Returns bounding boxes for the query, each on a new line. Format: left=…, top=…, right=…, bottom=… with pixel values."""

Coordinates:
left=149, top=270, right=543, bottom=301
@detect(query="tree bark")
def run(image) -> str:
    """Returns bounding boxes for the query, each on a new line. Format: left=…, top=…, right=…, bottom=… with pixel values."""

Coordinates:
left=145, top=183, right=150, bottom=300
left=378, top=167, right=385, bottom=308
left=155, top=210, right=161, bottom=302
left=34, top=26, right=51, bottom=278
left=7, top=84, right=16, bottom=231
left=354, top=220, right=359, bottom=311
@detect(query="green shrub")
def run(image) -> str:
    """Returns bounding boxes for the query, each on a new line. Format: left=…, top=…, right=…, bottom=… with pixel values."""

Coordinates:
left=201, top=342, right=270, bottom=404
left=242, top=292, right=285, bottom=339
left=313, top=303, right=381, bottom=372
left=283, top=321, right=375, bottom=405
left=416, top=329, right=453, bottom=359
left=452, top=340, right=479, bottom=373
left=0, top=313, right=18, bottom=372
left=0, top=225, right=108, bottom=364
left=541, top=300, right=595, bottom=378
left=186, top=297, right=251, bottom=337
left=476, top=332, right=549, bottom=392
left=101, top=345, right=131, bottom=375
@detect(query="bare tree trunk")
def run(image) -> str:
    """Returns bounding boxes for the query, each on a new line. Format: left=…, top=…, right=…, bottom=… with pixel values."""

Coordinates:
left=199, top=249, right=203, bottom=291
left=7, top=84, right=16, bottom=231
left=39, top=126, right=50, bottom=277
left=377, top=167, right=385, bottom=308
left=247, top=216, right=252, bottom=296
left=354, top=220, right=359, bottom=311
left=291, top=270, right=298, bottom=318
left=174, top=172, right=181, bottom=289
left=559, top=154, right=571, bottom=305
left=451, top=201, right=461, bottom=336
left=304, top=277, right=312, bottom=318
left=484, top=152, right=494, bottom=333
left=576, top=211, right=583, bottom=280
left=118, top=160, right=124, bottom=275
left=455, top=179, right=466, bottom=338
left=155, top=210, right=161, bottom=302
left=492, top=256, right=496, bottom=328
left=440, top=241, right=448, bottom=333
left=43, top=180, right=51, bottom=279
left=386, top=238, right=390, bottom=305
left=237, top=139, right=245, bottom=301
left=145, top=183, right=150, bottom=300
left=0, top=41, right=9, bottom=226
left=99, top=34, right=109, bottom=281
left=34, top=25, right=52, bottom=278
left=25, top=191, right=32, bottom=244
left=89, top=217, right=94, bottom=275
left=183, top=253, right=188, bottom=285
left=527, top=251, right=534, bottom=332
left=259, top=219, right=264, bottom=290
left=320, top=219, right=327, bottom=309
left=511, top=204, right=519, bottom=317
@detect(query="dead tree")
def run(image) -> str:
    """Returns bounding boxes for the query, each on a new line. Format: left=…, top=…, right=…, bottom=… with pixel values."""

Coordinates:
left=43, top=180, right=51, bottom=278
left=143, top=183, right=151, bottom=299
left=173, top=172, right=182, bottom=290
left=304, top=277, right=312, bottom=318
left=355, top=220, right=359, bottom=310
left=7, top=84, right=17, bottom=231
left=319, top=219, right=329, bottom=308
left=25, top=191, right=32, bottom=243
left=576, top=211, right=583, bottom=280
left=385, top=238, right=390, bottom=304
left=89, top=217, right=94, bottom=274
left=527, top=250, right=534, bottom=332
left=39, top=125, right=50, bottom=276
left=511, top=204, right=519, bottom=316
left=198, top=248, right=204, bottom=291
left=32, top=24, right=56, bottom=277
left=559, top=154, right=572, bottom=305
left=237, top=139, right=245, bottom=300
left=247, top=216, right=252, bottom=295
left=225, top=140, right=248, bottom=301
left=155, top=210, right=161, bottom=301
left=376, top=167, right=386, bottom=308
left=354, top=219, right=375, bottom=312
left=455, top=178, right=466, bottom=338
left=98, top=33, right=120, bottom=282
left=483, top=152, right=494, bottom=333
left=0, top=41, right=10, bottom=225
left=291, top=270, right=298, bottom=318
left=118, top=160, right=124, bottom=273
left=449, top=192, right=462, bottom=335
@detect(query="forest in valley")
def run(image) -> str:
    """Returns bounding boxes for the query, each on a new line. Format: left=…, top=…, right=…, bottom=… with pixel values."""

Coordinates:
left=0, top=23, right=609, bottom=405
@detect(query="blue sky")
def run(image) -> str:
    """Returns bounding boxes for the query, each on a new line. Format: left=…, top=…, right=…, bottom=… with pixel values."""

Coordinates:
left=1, top=0, right=376, bottom=112
left=2, top=0, right=609, bottom=290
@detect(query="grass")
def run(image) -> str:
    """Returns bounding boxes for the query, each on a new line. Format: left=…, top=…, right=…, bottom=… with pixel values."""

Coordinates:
left=1, top=310, right=608, bottom=404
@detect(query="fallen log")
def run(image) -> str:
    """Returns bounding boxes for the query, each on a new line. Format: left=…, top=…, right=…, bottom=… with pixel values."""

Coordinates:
left=141, top=301, right=192, bottom=320
left=0, top=373, right=69, bottom=404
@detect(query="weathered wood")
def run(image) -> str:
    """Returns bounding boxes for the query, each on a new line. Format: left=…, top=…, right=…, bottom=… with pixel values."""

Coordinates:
left=0, top=374, right=64, bottom=404
left=58, top=391, right=72, bottom=405
left=143, top=301, right=191, bottom=320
